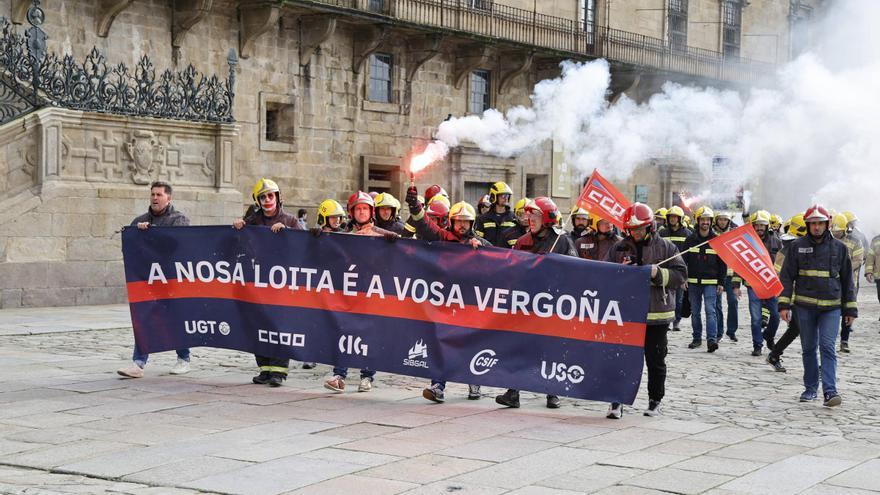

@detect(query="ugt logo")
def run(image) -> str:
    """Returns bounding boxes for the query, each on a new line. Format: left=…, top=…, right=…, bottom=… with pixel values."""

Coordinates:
left=338, top=335, right=368, bottom=356
left=727, top=237, right=776, bottom=286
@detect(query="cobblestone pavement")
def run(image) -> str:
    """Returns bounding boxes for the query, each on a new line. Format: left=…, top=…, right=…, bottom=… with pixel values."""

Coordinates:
left=1, top=287, right=879, bottom=494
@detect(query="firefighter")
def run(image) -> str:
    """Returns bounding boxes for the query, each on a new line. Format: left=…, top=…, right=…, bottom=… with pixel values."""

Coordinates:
left=732, top=210, right=782, bottom=357
left=606, top=203, right=687, bottom=418
left=495, top=197, right=576, bottom=410
left=569, top=206, right=592, bottom=245
left=831, top=213, right=864, bottom=353
left=683, top=206, right=727, bottom=352
left=233, top=178, right=302, bottom=387
left=575, top=216, right=622, bottom=261
left=424, top=184, right=449, bottom=205
left=323, top=192, right=399, bottom=394
left=765, top=213, right=808, bottom=372
left=475, top=181, right=517, bottom=247
left=770, top=214, right=783, bottom=237
left=778, top=204, right=857, bottom=407
left=477, top=194, right=492, bottom=216
left=867, top=232, right=880, bottom=323
left=654, top=207, right=668, bottom=229
left=404, top=188, right=489, bottom=402
left=117, top=181, right=192, bottom=379
left=374, top=192, right=406, bottom=235
left=660, top=206, right=692, bottom=331
left=425, top=197, right=450, bottom=230
left=713, top=210, right=739, bottom=342
left=501, top=197, right=530, bottom=248
left=843, top=211, right=869, bottom=251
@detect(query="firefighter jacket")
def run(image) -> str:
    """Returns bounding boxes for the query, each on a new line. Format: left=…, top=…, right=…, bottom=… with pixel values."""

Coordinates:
left=659, top=224, right=692, bottom=253
left=410, top=209, right=490, bottom=246
left=131, top=204, right=190, bottom=227
left=682, top=229, right=726, bottom=286
left=513, top=226, right=577, bottom=256
left=733, top=230, right=782, bottom=289
left=569, top=228, right=591, bottom=247
left=574, top=232, right=622, bottom=261
left=842, top=234, right=865, bottom=276
left=867, top=235, right=880, bottom=279
left=713, top=222, right=735, bottom=277
left=778, top=230, right=858, bottom=318
left=376, top=218, right=406, bottom=236
left=475, top=207, right=517, bottom=247
left=243, top=205, right=301, bottom=229
left=606, top=233, right=688, bottom=325
left=501, top=224, right=527, bottom=248
left=402, top=215, right=418, bottom=238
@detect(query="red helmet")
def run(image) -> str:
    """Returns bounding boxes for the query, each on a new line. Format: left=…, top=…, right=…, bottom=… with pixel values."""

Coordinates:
left=525, top=197, right=560, bottom=227
left=622, top=203, right=655, bottom=234
left=424, top=185, right=448, bottom=205
left=426, top=200, right=450, bottom=228
left=347, top=191, right=375, bottom=217
left=804, top=204, right=831, bottom=223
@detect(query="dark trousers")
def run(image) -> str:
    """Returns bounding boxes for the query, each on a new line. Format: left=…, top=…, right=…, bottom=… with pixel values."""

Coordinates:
left=770, top=309, right=800, bottom=358
left=255, top=355, right=289, bottom=375
left=645, top=324, right=668, bottom=402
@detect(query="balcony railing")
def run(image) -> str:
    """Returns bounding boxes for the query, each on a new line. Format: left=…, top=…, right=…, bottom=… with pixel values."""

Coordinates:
left=290, top=0, right=775, bottom=83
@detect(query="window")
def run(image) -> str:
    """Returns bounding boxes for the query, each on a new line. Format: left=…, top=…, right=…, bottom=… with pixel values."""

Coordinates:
left=264, top=101, right=295, bottom=145
left=668, top=0, right=688, bottom=52
left=469, top=70, right=491, bottom=114
left=526, top=174, right=548, bottom=198
left=369, top=53, right=393, bottom=103
left=634, top=185, right=649, bottom=203
left=368, top=0, right=385, bottom=13
left=722, top=0, right=743, bottom=59
left=465, top=181, right=494, bottom=208
left=468, top=0, right=492, bottom=11
left=578, top=0, right=596, bottom=45
left=361, top=157, right=402, bottom=199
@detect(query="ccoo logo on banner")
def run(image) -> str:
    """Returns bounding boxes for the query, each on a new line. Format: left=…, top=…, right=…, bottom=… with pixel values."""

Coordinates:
left=122, top=226, right=652, bottom=404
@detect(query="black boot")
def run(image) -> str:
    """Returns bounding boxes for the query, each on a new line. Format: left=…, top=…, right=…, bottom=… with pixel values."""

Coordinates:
left=751, top=345, right=762, bottom=357
left=688, top=339, right=702, bottom=349
left=252, top=371, right=271, bottom=385
left=268, top=372, right=286, bottom=387
left=766, top=353, right=786, bottom=372
left=546, top=395, right=560, bottom=409
left=707, top=340, right=719, bottom=353
left=495, top=389, right=520, bottom=408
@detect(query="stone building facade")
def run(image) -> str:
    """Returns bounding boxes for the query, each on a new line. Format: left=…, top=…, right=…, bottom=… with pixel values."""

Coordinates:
left=0, top=0, right=823, bottom=307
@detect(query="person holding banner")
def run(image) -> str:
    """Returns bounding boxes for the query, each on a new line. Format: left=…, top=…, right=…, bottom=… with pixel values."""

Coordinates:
left=659, top=206, right=692, bottom=331
left=732, top=211, right=782, bottom=357
left=606, top=203, right=687, bottom=418
left=495, top=197, right=575, bottom=410
left=234, top=178, right=303, bottom=387
left=569, top=207, right=592, bottom=245
left=475, top=181, right=517, bottom=248
left=575, top=217, right=621, bottom=261
left=118, top=181, right=192, bottom=379
left=683, top=207, right=727, bottom=353
left=501, top=197, right=530, bottom=248
left=778, top=204, right=857, bottom=407
left=374, top=193, right=406, bottom=236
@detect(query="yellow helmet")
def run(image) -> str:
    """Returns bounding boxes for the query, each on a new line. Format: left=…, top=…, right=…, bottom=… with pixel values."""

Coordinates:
left=666, top=205, right=685, bottom=219
left=317, top=199, right=345, bottom=227
left=514, top=197, right=530, bottom=216
left=714, top=210, right=732, bottom=220
left=843, top=211, right=858, bottom=225
left=831, top=213, right=848, bottom=233
left=694, top=206, right=714, bottom=220
left=654, top=207, right=668, bottom=219
left=789, top=213, right=807, bottom=237
left=251, top=178, right=280, bottom=205
left=489, top=181, right=513, bottom=203
left=427, top=194, right=451, bottom=208
left=750, top=210, right=771, bottom=226
left=374, top=193, right=401, bottom=212
left=449, top=201, right=477, bottom=222
left=570, top=206, right=590, bottom=220
left=770, top=214, right=783, bottom=231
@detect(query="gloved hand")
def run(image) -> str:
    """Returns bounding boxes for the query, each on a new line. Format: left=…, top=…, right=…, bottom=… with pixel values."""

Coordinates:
left=384, top=232, right=400, bottom=243
left=405, top=186, right=421, bottom=214
left=310, top=227, right=322, bottom=237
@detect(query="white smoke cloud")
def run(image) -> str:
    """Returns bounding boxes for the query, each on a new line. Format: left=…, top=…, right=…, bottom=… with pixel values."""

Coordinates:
left=434, top=0, right=880, bottom=236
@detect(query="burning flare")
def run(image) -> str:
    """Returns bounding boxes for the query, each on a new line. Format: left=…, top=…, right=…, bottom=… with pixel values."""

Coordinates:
left=410, top=141, right=450, bottom=175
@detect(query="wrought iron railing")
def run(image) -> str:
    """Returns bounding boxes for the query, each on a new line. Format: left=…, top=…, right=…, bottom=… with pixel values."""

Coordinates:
left=0, top=1, right=237, bottom=125
left=291, top=0, right=774, bottom=82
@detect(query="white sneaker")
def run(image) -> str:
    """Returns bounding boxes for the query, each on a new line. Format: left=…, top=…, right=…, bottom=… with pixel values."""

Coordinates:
left=606, top=402, right=623, bottom=419
left=117, top=363, right=144, bottom=378
left=358, top=377, right=373, bottom=392
left=170, top=358, right=190, bottom=375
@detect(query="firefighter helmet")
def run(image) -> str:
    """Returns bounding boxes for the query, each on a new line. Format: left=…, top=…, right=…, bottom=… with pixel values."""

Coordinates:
left=788, top=213, right=807, bottom=237
left=623, top=203, right=655, bottom=234
left=427, top=193, right=451, bottom=209
left=478, top=194, right=491, bottom=209
left=694, top=206, right=714, bottom=220
left=804, top=204, right=831, bottom=223
left=770, top=214, right=783, bottom=231
left=654, top=207, right=668, bottom=219
left=424, top=185, right=448, bottom=205
left=426, top=200, right=450, bottom=227
left=347, top=191, right=375, bottom=218
left=317, top=199, right=346, bottom=227
left=831, top=213, right=849, bottom=233
left=374, top=193, right=401, bottom=216
left=570, top=206, right=590, bottom=221
left=449, top=201, right=476, bottom=222
left=251, top=178, right=280, bottom=207
left=750, top=210, right=772, bottom=225
left=666, top=205, right=685, bottom=220
left=683, top=215, right=692, bottom=228
left=714, top=210, right=732, bottom=220
left=489, top=181, right=513, bottom=204
left=590, top=215, right=612, bottom=232
left=843, top=211, right=858, bottom=226
left=513, top=197, right=530, bottom=217
left=525, top=197, right=560, bottom=227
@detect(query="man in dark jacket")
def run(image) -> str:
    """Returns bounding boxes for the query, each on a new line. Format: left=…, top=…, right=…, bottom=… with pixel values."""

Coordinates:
left=606, top=203, right=687, bottom=418
left=576, top=217, right=622, bottom=261
left=475, top=181, right=517, bottom=247
left=234, top=178, right=302, bottom=387
left=779, top=204, right=857, bottom=407
left=659, top=206, right=692, bottom=331
left=501, top=197, right=529, bottom=248
left=683, top=207, right=727, bottom=352
left=713, top=210, right=739, bottom=341
left=374, top=193, right=406, bottom=235
left=118, top=181, right=192, bottom=379
left=495, top=197, right=575, bottom=410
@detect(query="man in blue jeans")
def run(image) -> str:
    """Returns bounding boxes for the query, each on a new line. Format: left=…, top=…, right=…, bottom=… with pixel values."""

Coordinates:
left=683, top=207, right=727, bottom=352
left=778, top=204, right=857, bottom=407
left=118, top=181, right=191, bottom=379
left=660, top=206, right=692, bottom=331
left=733, top=211, right=782, bottom=356
left=713, top=211, right=738, bottom=341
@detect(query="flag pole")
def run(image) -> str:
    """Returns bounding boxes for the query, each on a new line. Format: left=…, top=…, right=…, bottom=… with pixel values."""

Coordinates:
left=656, top=238, right=710, bottom=266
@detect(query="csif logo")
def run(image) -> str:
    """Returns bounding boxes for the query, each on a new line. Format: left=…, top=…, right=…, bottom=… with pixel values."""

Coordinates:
left=540, top=361, right=585, bottom=384
left=338, top=335, right=368, bottom=356
left=469, top=349, right=499, bottom=375
left=403, top=339, right=428, bottom=368
left=185, top=320, right=230, bottom=336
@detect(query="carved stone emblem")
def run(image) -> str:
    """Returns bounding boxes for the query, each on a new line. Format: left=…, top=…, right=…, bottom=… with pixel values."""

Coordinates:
left=125, top=130, right=163, bottom=185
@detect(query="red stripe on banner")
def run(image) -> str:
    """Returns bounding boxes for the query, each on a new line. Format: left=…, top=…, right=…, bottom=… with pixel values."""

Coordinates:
left=126, top=280, right=646, bottom=347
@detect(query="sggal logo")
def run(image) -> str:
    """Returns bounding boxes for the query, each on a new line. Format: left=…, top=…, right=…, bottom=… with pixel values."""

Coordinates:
left=403, top=339, right=428, bottom=369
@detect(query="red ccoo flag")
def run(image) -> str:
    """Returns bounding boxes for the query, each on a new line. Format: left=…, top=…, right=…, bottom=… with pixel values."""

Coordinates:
left=708, top=223, right=783, bottom=299
left=577, top=170, right=632, bottom=231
